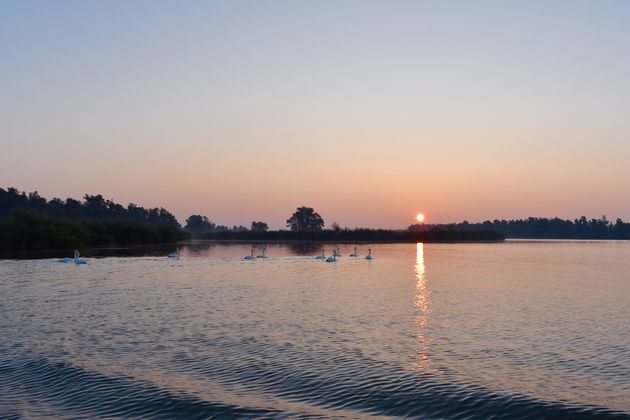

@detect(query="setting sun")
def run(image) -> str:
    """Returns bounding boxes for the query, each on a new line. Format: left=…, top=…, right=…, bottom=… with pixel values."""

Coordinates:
left=416, top=213, right=425, bottom=223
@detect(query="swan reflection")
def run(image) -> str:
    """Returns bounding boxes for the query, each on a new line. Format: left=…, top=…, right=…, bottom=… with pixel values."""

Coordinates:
left=414, top=242, right=432, bottom=371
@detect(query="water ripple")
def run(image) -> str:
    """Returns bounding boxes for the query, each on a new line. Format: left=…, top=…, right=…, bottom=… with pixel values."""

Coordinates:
left=1, top=243, right=629, bottom=418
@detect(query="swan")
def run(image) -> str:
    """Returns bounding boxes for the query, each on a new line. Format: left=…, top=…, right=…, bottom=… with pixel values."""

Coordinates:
left=349, top=246, right=358, bottom=257
left=365, top=248, right=373, bottom=260
left=256, top=246, right=268, bottom=259
left=59, top=249, right=82, bottom=263
left=326, top=253, right=337, bottom=263
left=315, top=249, right=325, bottom=260
left=167, top=248, right=180, bottom=260
left=73, top=250, right=87, bottom=265
left=333, top=246, right=341, bottom=257
left=244, top=248, right=255, bottom=260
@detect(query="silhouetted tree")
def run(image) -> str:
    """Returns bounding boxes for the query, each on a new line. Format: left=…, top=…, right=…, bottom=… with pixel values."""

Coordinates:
left=251, top=221, right=269, bottom=232
left=184, top=215, right=215, bottom=233
left=84, top=194, right=107, bottom=218
left=286, top=206, right=324, bottom=231
left=64, top=198, right=84, bottom=219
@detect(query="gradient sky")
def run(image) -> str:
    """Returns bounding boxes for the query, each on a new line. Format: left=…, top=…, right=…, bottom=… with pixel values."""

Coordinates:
left=2, top=1, right=629, bottom=228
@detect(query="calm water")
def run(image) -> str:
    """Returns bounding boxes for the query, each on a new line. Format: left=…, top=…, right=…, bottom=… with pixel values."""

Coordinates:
left=1, top=241, right=629, bottom=419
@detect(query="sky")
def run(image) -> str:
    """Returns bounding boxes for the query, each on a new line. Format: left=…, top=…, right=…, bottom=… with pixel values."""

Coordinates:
left=1, top=1, right=629, bottom=229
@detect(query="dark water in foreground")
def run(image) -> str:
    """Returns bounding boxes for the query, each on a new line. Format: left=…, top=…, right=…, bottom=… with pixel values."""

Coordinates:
left=1, top=241, right=629, bottom=419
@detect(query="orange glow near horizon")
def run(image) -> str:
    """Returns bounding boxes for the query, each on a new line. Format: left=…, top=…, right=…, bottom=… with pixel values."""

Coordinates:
left=2, top=3, right=630, bottom=230
left=416, top=213, right=425, bottom=223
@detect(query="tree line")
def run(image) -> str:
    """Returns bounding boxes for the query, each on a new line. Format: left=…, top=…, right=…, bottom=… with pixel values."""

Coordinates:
left=0, top=191, right=505, bottom=249
left=186, top=206, right=324, bottom=235
left=200, top=206, right=503, bottom=242
left=0, top=187, right=179, bottom=226
left=0, top=187, right=186, bottom=249
left=183, top=215, right=268, bottom=234
left=183, top=206, right=321, bottom=234
left=0, top=187, right=281, bottom=248
left=409, top=216, right=630, bottom=239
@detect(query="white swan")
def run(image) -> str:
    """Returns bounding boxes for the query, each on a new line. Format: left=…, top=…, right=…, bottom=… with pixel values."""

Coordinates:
left=73, top=250, right=87, bottom=265
left=167, top=248, right=180, bottom=260
left=326, top=253, right=337, bottom=263
left=256, top=246, right=268, bottom=259
left=349, top=246, right=358, bottom=257
left=333, top=246, right=341, bottom=257
left=244, top=248, right=255, bottom=260
left=365, top=248, right=373, bottom=260
left=315, top=249, right=325, bottom=260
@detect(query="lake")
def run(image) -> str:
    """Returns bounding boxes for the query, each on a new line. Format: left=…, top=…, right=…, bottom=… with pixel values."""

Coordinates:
left=1, top=241, right=628, bottom=418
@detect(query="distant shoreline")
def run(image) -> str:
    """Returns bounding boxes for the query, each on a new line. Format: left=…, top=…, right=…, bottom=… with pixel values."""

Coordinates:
left=189, top=238, right=504, bottom=244
left=197, top=229, right=505, bottom=243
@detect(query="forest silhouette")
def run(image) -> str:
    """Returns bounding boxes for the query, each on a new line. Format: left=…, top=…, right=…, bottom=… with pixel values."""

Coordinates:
left=408, top=216, right=630, bottom=239
left=0, top=188, right=186, bottom=249
left=2, top=187, right=628, bottom=250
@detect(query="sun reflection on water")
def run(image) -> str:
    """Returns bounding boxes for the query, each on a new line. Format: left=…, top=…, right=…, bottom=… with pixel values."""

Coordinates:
left=414, top=242, right=432, bottom=371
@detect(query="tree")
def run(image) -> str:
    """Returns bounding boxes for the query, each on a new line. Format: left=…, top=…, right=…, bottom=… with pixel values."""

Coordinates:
left=184, top=214, right=215, bottom=233
left=286, top=206, right=324, bottom=231
left=84, top=194, right=107, bottom=218
left=251, top=221, right=268, bottom=232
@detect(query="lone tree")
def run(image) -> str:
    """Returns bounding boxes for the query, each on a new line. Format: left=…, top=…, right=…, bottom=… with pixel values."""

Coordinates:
left=286, top=207, right=324, bottom=231
left=251, top=221, right=269, bottom=232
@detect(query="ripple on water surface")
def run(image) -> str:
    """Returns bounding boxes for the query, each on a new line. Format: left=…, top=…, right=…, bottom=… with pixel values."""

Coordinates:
left=0, top=242, right=629, bottom=418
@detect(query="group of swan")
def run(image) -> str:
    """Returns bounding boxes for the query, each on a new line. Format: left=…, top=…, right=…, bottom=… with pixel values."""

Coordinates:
left=170, top=246, right=269, bottom=261
left=317, top=246, right=373, bottom=262
left=60, top=245, right=371, bottom=264
left=244, top=246, right=268, bottom=259
left=58, top=250, right=87, bottom=265
left=348, top=246, right=372, bottom=259
left=243, top=245, right=373, bottom=262
left=61, top=248, right=180, bottom=265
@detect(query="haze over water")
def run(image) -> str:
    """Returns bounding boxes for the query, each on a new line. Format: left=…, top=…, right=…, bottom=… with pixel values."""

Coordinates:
left=1, top=241, right=628, bottom=418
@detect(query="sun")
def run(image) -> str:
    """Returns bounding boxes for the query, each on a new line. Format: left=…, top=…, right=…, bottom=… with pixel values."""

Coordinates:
left=416, top=213, right=425, bottom=223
